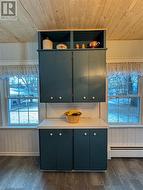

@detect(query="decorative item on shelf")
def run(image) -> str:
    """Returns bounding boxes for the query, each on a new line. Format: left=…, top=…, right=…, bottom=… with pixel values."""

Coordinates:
left=64, top=109, right=82, bottom=123
left=82, top=44, right=86, bottom=49
left=75, top=44, right=80, bottom=49
left=89, top=41, right=100, bottom=48
left=42, top=37, right=53, bottom=49
left=56, top=43, right=67, bottom=49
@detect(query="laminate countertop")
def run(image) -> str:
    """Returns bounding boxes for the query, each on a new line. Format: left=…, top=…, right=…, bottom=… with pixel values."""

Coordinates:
left=38, top=118, right=108, bottom=129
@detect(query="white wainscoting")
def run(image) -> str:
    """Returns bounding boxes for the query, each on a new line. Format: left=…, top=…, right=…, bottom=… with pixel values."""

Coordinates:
left=0, top=129, right=39, bottom=156
left=109, top=127, right=143, bottom=157
left=109, top=127, right=143, bottom=146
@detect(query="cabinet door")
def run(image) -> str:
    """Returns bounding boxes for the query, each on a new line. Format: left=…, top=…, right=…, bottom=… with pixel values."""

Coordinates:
left=73, top=51, right=89, bottom=102
left=39, top=129, right=57, bottom=170
left=74, top=129, right=90, bottom=170
left=90, top=129, right=107, bottom=170
left=73, top=50, right=106, bottom=102
left=88, top=50, right=106, bottom=102
left=39, top=51, right=72, bottom=103
left=57, top=130, right=73, bottom=170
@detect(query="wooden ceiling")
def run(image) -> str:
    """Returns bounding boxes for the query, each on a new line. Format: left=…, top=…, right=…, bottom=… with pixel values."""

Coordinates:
left=0, top=0, right=143, bottom=42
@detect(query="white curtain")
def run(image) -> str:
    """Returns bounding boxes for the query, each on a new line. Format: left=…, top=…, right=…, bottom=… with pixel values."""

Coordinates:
left=0, top=65, right=38, bottom=79
left=107, top=62, right=143, bottom=75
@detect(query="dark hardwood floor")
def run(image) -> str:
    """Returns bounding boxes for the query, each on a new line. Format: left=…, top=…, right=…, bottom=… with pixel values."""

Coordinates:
left=0, top=157, right=143, bottom=190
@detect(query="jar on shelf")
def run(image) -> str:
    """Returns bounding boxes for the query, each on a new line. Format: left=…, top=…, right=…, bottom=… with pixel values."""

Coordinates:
left=42, top=37, right=53, bottom=49
left=75, top=44, right=80, bottom=49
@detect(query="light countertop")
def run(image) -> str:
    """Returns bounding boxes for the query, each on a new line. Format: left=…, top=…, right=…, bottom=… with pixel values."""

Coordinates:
left=38, top=118, right=108, bottom=129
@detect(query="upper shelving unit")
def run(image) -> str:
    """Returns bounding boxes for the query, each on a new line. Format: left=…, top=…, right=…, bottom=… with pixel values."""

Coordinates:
left=38, top=30, right=106, bottom=50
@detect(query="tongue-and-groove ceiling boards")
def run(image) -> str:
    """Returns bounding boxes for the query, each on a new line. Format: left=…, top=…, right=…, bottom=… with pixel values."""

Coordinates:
left=0, top=0, right=142, bottom=42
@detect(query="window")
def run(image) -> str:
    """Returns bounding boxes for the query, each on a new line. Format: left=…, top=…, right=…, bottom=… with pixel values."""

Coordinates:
left=108, top=72, right=140, bottom=124
left=8, top=75, right=39, bottom=125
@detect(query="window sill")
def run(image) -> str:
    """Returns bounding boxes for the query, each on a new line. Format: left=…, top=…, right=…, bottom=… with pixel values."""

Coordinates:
left=0, top=125, right=38, bottom=129
left=109, top=124, right=143, bottom=128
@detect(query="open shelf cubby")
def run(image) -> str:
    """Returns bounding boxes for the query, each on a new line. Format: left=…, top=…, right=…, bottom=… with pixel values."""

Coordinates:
left=38, top=30, right=106, bottom=50
left=73, top=30, right=105, bottom=49
left=38, top=31, right=71, bottom=50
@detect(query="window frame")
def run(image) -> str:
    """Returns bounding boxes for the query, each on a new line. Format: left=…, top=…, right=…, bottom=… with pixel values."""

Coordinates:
left=107, top=73, right=142, bottom=125
left=7, top=76, right=39, bottom=126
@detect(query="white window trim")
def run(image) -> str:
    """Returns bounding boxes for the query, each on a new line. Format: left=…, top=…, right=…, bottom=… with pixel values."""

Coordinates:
left=108, top=74, right=143, bottom=126
left=7, top=76, right=39, bottom=126
left=0, top=77, right=39, bottom=128
left=109, top=124, right=143, bottom=128
left=0, top=79, right=8, bottom=126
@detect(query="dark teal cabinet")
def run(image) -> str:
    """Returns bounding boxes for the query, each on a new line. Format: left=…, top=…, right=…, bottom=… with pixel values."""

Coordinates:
left=39, top=50, right=106, bottom=103
left=39, top=130, right=57, bottom=170
left=74, top=129, right=90, bottom=170
left=39, top=128, right=107, bottom=171
left=38, top=30, right=106, bottom=103
left=73, top=50, right=106, bottom=102
left=56, top=129, right=73, bottom=170
left=88, top=51, right=106, bottom=102
left=39, top=51, right=72, bottom=103
left=90, top=129, right=107, bottom=170
left=73, top=129, right=107, bottom=170
left=73, top=51, right=89, bottom=102
left=39, top=129, right=73, bottom=170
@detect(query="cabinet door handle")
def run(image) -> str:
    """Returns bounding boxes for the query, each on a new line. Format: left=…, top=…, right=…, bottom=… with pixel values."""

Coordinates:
left=93, top=132, right=96, bottom=136
left=50, top=133, right=53, bottom=136
left=83, top=96, right=87, bottom=100
left=50, top=96, right=54, bottom=100
left=92, top=96, right=95, bottom=99
left=84, top=132, right=87, bottom=136
left=59, top=133, right=62, bottom=136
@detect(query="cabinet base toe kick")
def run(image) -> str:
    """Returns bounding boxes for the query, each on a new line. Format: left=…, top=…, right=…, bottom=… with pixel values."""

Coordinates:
left=40, top=169, right=107, bottom=173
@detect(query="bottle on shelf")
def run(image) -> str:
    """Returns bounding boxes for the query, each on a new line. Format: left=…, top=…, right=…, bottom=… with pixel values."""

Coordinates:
left=81, top=44, right=86, bottom=49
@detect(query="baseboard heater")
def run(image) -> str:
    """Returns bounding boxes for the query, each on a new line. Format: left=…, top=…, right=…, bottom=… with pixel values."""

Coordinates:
left=109, top=146, right=143, bottom=158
